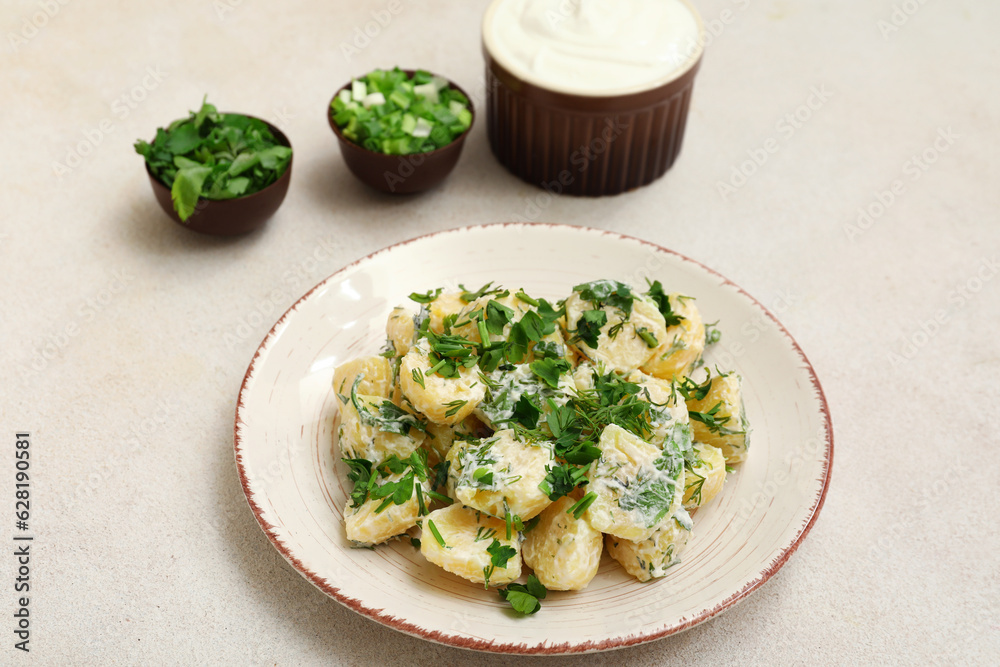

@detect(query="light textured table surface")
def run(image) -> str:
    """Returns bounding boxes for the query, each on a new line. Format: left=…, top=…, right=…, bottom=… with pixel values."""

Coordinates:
left=4, top=0, right=999, bottom=664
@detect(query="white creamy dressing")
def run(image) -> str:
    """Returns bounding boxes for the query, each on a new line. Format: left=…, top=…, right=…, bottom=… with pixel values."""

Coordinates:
left=485, top=0, right=702, bottom=95
left=477, top=363, right=573, bottom=427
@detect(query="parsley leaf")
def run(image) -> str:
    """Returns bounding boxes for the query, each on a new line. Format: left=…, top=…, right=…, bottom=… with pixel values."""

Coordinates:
left=409, top=288, right=443, bottom=304
left=538, top=463, right=589, bottom=500
left=518, top=310, right=555, bottom=341
left=531, top=340, right=563, bottom=360
left=646, top=281, right=686, bottom=327
left=485, top=299, right=516, bottom=336
left=573, top=309, right=607, bottom=349
left=459, top=282, right=508, bottom=303
left=343, top=458, right=375, bottom=508
left=677, top=375, right=713, bottom=402
left=529, top=357, right=571, bottom=389
left=498, top=575, right=547, bottom=615
left=511, top=393, right=542, bottom=429
left=170, top=166, right=211, bottom=221
left=574, top=280, right=634, bottom=315
left=487, top=540, right=516, bottom=568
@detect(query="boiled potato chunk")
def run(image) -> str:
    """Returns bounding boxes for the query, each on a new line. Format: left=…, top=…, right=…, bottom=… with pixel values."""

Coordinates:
left=683, top=443, right=727, bottom=510
left=428, top=291, right=468, bottom=334
left=333, top=356, right=394, bottom=403
left=685, top=373, right=749, bottom=464
left=398, top=340, right=485, bottom=425
left=386, top=306, right=417, bottom=357
left=571, top=361, right=599, bottom=392
left=584, top=424, right=684, bottom=542
left=522, top=496, right=603, bottom=591
left=447, top=429, right=554, bottom=521
left=605, top=516, right=691, bottom=582
left=337, top=394, right=425, bottom=463
left=420, top=503, right=521, bottom=586
left=344, top=473, right=429, bottom=546
left=564, top=285, right=667, bottom=374
left=422, top=422, right=456, bottom=465
left=641, top=294, right=705, bottom=381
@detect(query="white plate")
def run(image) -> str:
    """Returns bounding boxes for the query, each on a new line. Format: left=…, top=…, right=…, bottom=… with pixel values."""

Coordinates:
left=234, top=223, right=833, bottom=654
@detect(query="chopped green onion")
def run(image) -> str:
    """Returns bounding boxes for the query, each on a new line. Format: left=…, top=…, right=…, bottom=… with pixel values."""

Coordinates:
left=412, top=117, right=433, bottom=138
left=363, top=92, right=386, bottom=108
left=413, top=82, right=439, bottom=104
left=427, top=520, right=446, bottom=547
left=331, top=67, right=471, bottom=155
left=567, top=492, right=597, bottom=520
left=351, top=79, right=366, bottom=101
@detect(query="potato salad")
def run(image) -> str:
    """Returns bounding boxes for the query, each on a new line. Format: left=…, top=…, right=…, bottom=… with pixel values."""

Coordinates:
left=332, top=280, right=749, bottom=614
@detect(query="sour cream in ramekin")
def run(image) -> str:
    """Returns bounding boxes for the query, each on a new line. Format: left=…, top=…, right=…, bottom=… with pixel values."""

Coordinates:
left=483, top=0, right=703, bottom=97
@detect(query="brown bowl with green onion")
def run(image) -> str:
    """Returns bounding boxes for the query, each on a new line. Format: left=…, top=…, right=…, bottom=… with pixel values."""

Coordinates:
left=328, top=68, right=474, bottom=194
left=137, top=99, right=293, bottom=236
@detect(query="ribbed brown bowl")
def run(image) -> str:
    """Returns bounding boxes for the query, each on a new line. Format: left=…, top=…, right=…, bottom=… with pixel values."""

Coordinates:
left=327, top=71, right=475, bottom=195
left=482, top=1, right=705, bottom=197
left=145, top=115, right=292, bottom=236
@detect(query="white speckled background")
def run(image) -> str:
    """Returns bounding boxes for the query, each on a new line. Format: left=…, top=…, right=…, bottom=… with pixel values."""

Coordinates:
left=2, top=0, right=998, bottom=664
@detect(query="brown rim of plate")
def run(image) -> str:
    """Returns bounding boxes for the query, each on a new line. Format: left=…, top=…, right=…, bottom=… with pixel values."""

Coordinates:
left=233, top=222, right=834, bottom=655
left=480, top=0, right=706, bottom=104
left=327, top=69, right=475, bottom=160
left=143, top=113, right=292, bottom=203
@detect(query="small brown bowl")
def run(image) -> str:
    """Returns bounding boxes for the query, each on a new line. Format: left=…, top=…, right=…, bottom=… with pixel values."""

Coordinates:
left=144, top=115, right=292, bottom=236
left=482, top=0, right=705, bottom=197
left=327, top=71, right=474, bottom=195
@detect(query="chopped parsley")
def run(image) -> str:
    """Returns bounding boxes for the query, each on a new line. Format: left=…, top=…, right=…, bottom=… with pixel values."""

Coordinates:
left=134, top=98, right=292, bottom=221
left=483, top=539, right=517, bottom=588
left=539, top=463, right=590, bottom=501
left=459, top=282, right=508, bottom=303
left=343, top=449, right=432, bottom=514
left=689, top=402, right=743, bottom=435
left=529, top=357, right=571, bottom=389
left=705, top=320, right=722, bottom=345
left=498, top=575, right=547, bottom=615
left=572, top=309, right=607, bottom=349
left=409, top=288, right=443, bottom=304
left=510, top=393, right=542, bottom=429
left=574, top=280, right=634, bottom=315
left=646, top=280, right=686, bottom=327
left=485, top=300, right=516, bottom=336
left=350, top=376, right=426, bottom=435
left=677, top=374, right=713, bottom=402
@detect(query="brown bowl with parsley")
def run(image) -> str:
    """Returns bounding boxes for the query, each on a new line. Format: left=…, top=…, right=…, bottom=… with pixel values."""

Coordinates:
left=136, top=100, right=293, bottom=236
left=328, top=68, right=474, bottom=194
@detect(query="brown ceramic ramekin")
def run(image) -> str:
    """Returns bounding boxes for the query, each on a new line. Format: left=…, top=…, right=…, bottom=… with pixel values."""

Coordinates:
left=482, top=1, right=705, bottom=197
left=328, top=70, right=474, bottom=195
left=145, top=115, right=292, bottom=236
